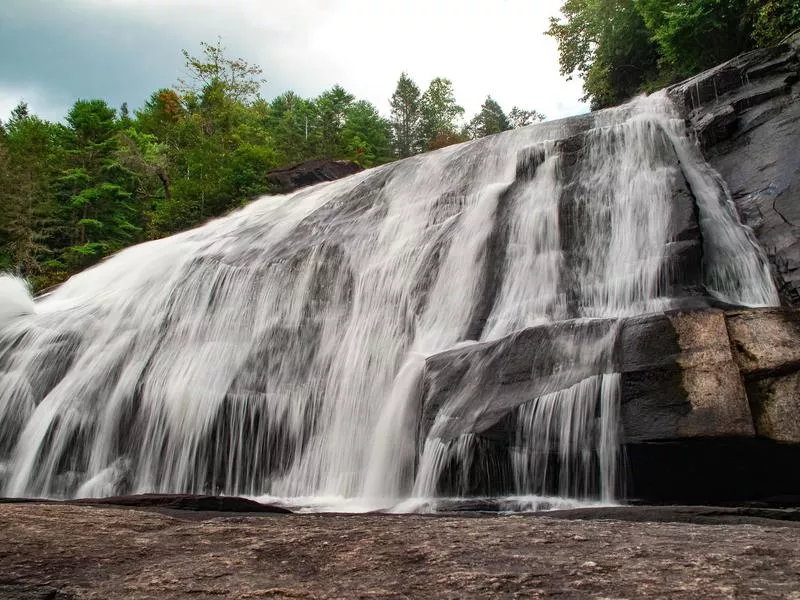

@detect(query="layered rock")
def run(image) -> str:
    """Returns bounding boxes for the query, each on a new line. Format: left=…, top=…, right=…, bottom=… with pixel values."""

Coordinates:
left=422, top=308, right=800, bottom=445
left=266, top=159, right=363, bottom=193
left=726, top=308, right=800, bottom=443
left=619, top=310, right=753, bottom=443
left=671, top=32, right=800, bottom=305
left=419, top=307, right=800, bottom=502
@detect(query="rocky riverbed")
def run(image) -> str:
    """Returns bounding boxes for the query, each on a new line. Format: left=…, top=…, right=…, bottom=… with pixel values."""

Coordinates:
left=1, top=502, right=799, bottom=599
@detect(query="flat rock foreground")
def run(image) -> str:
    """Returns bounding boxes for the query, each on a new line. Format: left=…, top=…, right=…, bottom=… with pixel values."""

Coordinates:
left=2, top=502, right=800, bottom=599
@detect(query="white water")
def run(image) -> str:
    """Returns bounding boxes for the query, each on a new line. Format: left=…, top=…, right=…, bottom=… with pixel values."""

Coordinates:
left=0, top=276, right=34, bottom=328
left=0, top=94, right=778, bottom=511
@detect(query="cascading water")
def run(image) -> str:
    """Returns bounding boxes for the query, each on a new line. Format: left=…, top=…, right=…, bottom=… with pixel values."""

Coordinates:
left=0, top=93, right=778, bottom=511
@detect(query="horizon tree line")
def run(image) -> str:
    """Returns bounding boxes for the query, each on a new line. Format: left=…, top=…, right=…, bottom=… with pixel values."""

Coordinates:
left=0, top=39, right=545, bottom=291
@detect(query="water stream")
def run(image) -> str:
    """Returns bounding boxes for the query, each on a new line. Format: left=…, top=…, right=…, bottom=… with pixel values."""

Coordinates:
left=0, top=94, right=778, bottom=511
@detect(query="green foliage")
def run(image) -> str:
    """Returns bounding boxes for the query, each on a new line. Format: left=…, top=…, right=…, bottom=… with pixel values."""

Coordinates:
left=419, top=78, right=465, bottom=150
left=750, top=0, right=800, bottom=45
left=341, top=101, right=393, bottom=166
left=316, top=85, right=356, bottom=158
left=267, top=91, right=320, bottom=163
left=547, top=0, right=659, bottom=109
left=57, top=99, right=141, bottom=269
left=0, top=103, right=62, bottom=277
left=389, top=72, right=423, bottom=157
left=179, top=38, right=265, bottom=102
left=508, top=107, right=547, bottom=128
left=547, top=0, right=797, bottom=108
left=467, top=96, right=512, bottom=138
left=1, top=39, right=546, bottom=291
left=635, top=0, right=753, bottom=77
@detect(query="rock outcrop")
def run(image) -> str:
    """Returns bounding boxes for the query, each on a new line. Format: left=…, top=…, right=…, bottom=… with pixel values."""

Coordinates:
left=727, top=308, right=800, bottom=443
left=671, top=32, right=800, bottom=305
left=422, top=308, right=800, bottom=445
left=620, top=309, right=754, bottom=442
left=420, top=307, right=800, bottom=502
left=266, top=159, right=363, bottom=193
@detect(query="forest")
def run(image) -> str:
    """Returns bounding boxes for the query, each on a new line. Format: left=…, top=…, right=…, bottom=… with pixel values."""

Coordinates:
left=1, top=0, right=798, bottom=291
left=0, top=40, right=541, bottom=291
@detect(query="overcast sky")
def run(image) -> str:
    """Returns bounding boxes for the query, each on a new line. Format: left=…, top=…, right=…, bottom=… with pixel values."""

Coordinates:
left=1, top=0, right=587, bottom=126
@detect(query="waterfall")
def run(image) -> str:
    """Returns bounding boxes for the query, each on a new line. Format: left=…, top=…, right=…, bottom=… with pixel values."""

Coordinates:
left=0, top=94, right=778, bottom=511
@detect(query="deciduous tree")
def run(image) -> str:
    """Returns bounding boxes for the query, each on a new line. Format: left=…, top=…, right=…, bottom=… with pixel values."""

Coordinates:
left=420, top=77, right=464, bottom=150
left=546, top=0, right=659, bottom=108
left=508, top=107, right=546, bottom=128
left=179, top=38, right=265, bottom=103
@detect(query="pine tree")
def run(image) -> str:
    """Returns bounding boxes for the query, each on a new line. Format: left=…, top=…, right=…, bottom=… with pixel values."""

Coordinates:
left=57, top=100, right=140, bottom=270
left=389, top=72, right=422, bottom=158
left=268, top=91, right=320, bottom=163
left=341, top=100, right=393, bottom=167
left=468, top=96, right=512, bottom=139
left=0, top=102, right=62, bottom=280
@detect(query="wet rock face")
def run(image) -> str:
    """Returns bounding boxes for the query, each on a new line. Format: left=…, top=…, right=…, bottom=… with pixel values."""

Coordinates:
left=420, top=318, right=619, bottom=443
left=421, top=308, right=800, bottom=501
left=618, top=310, right=754, bottom=443
left=266, top=159, right=363, bottom=193
left=671, top=33, right=800, bottom=305
left=422, top=308, right=800, bottom=445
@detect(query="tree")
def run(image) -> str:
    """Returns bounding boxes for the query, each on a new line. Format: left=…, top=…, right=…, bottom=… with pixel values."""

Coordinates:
left=268, top=91, right=320, bottom=164
left=341, top=100, right=393, bottom=167
left=116, top=128, right=171, bottom=234
left=0, top=102, right=62, bottom=279
left=57, top=100, right=140, bottom=270
left=8, top=102, right=29, bottom=126
left=749, top=0, right=800, bottom=45
left=315, top=85, right=355, bottom=158
left=546, top=0, right=797, bottom=109
left=508, top=107, right=546, bottom=128
left=136, top=89, right=184, bottom=141
left=180, top=38, right=265, bottom=103
left=419, top=77, right=465, bottom=150
left=467, top=96, right=512, bottom=138
left=389, top=72, right=422, bottom=158
left=546, top=0, right=659, bottom=108
left=635, top=0, right=755, bottom=78
left=2, top=40, right=573, bottom=290
left=152, top=90, right=278, bottom=234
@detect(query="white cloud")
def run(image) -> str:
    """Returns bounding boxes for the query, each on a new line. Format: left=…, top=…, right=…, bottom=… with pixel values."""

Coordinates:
left=0, top=86, right=70, bottom=123
left=6, top=0, right=587, bottom=122
left=299, top=0, right=588, bottom=119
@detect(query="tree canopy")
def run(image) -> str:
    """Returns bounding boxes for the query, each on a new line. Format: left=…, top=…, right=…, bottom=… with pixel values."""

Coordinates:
left=1, top=41, right=546, bottom=291
left=547, top=0, right=800, bottom=108
left=389, top=72, right=423, bottom=158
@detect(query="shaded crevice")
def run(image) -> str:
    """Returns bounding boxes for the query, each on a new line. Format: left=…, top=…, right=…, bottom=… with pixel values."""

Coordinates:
left=464, top=184, right=514, bottom=341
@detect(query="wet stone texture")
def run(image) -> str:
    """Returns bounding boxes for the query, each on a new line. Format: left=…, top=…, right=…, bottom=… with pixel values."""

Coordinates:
left=672, top=32, right=800, bottom=305
left=1, top=503, right=799, bottom=600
